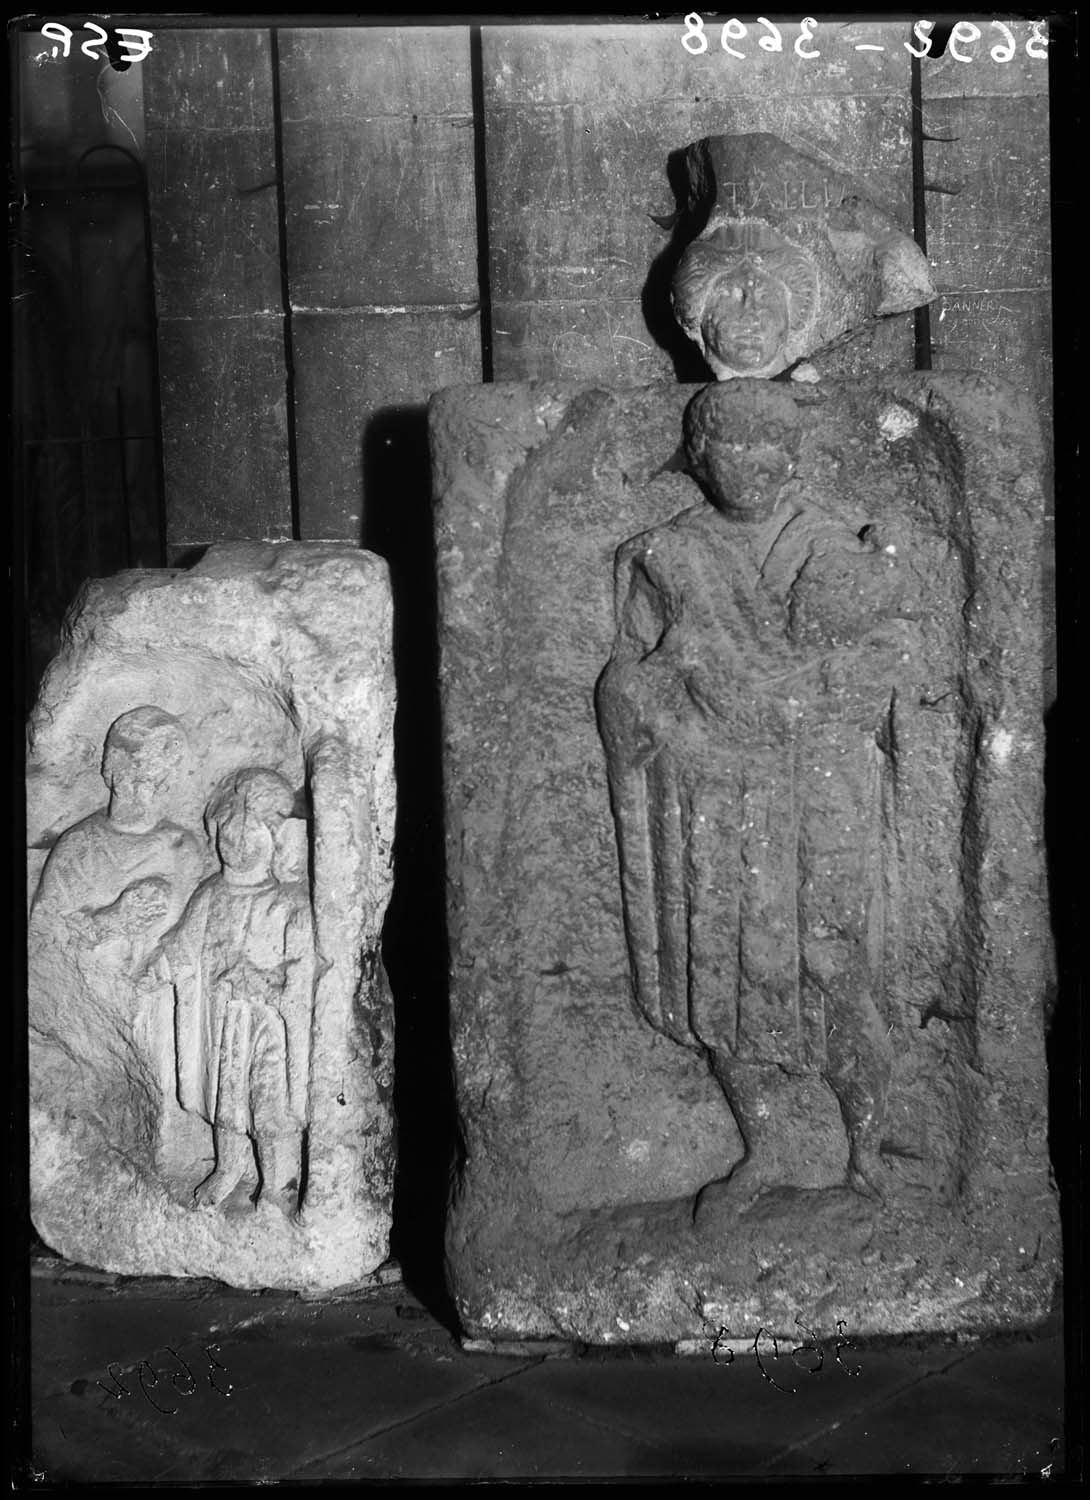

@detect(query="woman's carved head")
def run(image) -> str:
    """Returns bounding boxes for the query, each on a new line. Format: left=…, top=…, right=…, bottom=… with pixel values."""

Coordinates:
left=672, top=221, right=818, bottom=380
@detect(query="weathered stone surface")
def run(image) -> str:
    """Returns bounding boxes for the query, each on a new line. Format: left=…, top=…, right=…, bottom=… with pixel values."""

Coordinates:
left=28, top=543, right=396, bottom=1291
left=431, top=375, right=1058, bottom=1345
left=671, top=134, right=934, bottom=379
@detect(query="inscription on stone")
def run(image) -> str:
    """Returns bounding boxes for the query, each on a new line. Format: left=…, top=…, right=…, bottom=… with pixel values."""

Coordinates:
left=669, top=134, right=935, bottom=381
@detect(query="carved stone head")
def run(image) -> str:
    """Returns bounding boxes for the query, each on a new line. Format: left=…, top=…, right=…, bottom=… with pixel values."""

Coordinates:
left=101, top=705, right=188, bottom=811
left=673, top=220, right=818, bottom=380
left=669, top=133, right=935, bottom=380
left=206, top=767, right=295, bottom=879
left=684, top=380, right=801, bottom=514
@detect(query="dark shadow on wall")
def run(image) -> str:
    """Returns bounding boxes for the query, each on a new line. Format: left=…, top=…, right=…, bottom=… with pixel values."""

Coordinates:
left=362, top=405, right=462, bottom=1330
left=1044, top=12, right=1083, bottom=1463
left=641, top=146, right=717, bottom=383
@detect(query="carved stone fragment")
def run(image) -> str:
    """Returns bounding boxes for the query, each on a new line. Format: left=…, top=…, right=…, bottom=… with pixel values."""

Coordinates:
left=431, top=374, right=1058, bottom=1344
left=671, top=134, right=935, bottom=379
left=28, top=543, right=395, bottom=1291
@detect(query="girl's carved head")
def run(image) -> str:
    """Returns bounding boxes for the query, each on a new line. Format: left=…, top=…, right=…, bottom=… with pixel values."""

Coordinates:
left=206, top=768, right=295, bottom=876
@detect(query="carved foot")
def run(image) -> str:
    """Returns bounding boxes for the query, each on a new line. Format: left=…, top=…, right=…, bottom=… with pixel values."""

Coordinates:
left=847, top=1156, right=887, bottom=1205
left=192, top=1164, right=247, bottom=1208
left=693, top=1160, right=769, bottom=1227
left=268, top=1177, right=300, bottom=1219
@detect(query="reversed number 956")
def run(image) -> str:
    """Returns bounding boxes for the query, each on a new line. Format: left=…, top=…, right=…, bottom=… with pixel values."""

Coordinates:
left=40, top=22, right=153, bottom=64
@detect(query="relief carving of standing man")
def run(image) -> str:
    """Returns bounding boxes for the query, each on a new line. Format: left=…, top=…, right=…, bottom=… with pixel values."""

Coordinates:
left=32, top=705, right=204, bottom=997
left=165, top=768, right=315, bottom=1215
left=597, top=382, right=922, bottom=1217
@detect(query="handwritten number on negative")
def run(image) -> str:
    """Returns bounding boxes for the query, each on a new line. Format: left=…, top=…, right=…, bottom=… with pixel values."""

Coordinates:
left=754, top=1327, right=799, bottom=1394
left=40, top=23, right=153, bottom=62
left=1025, top=19, right=1048, bottom=57
left=204, top=1343, right=234, bottom=1397
left=989, top=22, right=1016, bottom=61
left=79, top=21, right=109, bottom=59
left=835, top=1319, right=862, bottom=1377
left=904, top=19, right=935, bottom=57
left=682, top=14, right=708, bottom=54
left=710, top=1323, right=736, bottom=1366
left=136, top=1359, right=179, bottom=1416
left=96, top=1363, right=131, bottom=1400
left=790, top=1314, right=825, bottom=1376
left=948, top=21, right=983, bottom=62
left=163, top=1346, right=198, bottom=1398
left=756, top=18, right=783, bottom=53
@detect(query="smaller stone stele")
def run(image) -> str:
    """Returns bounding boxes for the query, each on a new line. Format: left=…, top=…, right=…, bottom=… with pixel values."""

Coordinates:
left=27, top=543, right=396, bottom=1292
left=671, top=133, right=935, bottom=379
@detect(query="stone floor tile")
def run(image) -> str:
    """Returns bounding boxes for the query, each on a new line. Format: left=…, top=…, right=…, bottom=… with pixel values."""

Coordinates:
left=933, top=1334, right=1064, bottom=1421
left=31, top=1273, right=452, bottom=1393
left=32, top=1286, right=273, bottom=1394
left=760, top=1367, right=1064, bottom=1478
left=31, top=1391, right=221, bottom=1485
left=500, top=1340, right=967, bottom=1473
left=299, top=1373, right=739, bottom=1480
left=34, top=1329, right=498, bottom=1483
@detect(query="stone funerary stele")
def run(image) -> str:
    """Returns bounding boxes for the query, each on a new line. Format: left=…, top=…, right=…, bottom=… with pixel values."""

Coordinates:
left=28, top=544, right=395, bottom=1292
left=431, top=134, right=1059, bottom=1344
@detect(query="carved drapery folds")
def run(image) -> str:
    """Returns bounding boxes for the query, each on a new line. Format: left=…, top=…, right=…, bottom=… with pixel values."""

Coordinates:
left=597, top=380, right=968, bottom=1217
left=431, top=367, right=1056, bottom=1343
left=27, top=544, right=395, bottom=1291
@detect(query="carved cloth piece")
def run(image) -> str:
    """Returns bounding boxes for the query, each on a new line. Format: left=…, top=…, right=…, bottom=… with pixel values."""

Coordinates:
left=27, top=543, right=395, bottom=1292
left=430, top=374, right=1057, bottom=1345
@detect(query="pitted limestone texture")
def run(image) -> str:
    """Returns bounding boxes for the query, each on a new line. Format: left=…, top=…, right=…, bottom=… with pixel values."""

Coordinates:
left=431, top=373, right=1056, bottom=1344
left=28, top=542, right=396, bottom=1291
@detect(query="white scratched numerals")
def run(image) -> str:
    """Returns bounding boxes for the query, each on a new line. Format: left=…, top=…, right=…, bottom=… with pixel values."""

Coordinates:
left=905, top=19, right=935, bottom=57
left=1025, top=19, right=1049, bottom=58
left=948, top=20, right=982, bottom=62
left=116, top=29, right=154, bottom=63
left=681, top=15, right=817, bottom=58
left=795, top=19, right=820, bottom=58
left=720, top=18, right=748, bottom=58
left=680, top=17, right=1047, bottom=63
left=38, top=22, right=153, bottom=61
left=989, top=21, right=1017, bottom=62
left=681, top=13, right=708, bottom=55
left=756, top=18, right=783, bottom=53
left=80, top=20, right=108, bottom=59
left=40, top=22, right=72, bottom=58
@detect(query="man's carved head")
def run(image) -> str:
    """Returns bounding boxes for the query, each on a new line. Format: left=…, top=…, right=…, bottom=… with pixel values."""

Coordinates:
left=206, top=767, right=295, bottom=876
left=684, top=381, right=802, bottom=515
left=102, top=705, right=187, bottom=804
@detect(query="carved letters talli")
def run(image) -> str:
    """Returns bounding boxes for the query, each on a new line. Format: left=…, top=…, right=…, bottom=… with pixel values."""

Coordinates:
left=27, top=544, right=395, bottom=1291
left=670, top=134, right=935, bottom=379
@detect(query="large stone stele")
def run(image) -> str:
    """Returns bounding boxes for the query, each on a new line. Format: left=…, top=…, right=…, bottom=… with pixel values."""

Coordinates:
left=28, top=543, right=396, bottom=1292
left=430, top=373, right=1059, bottom=1346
